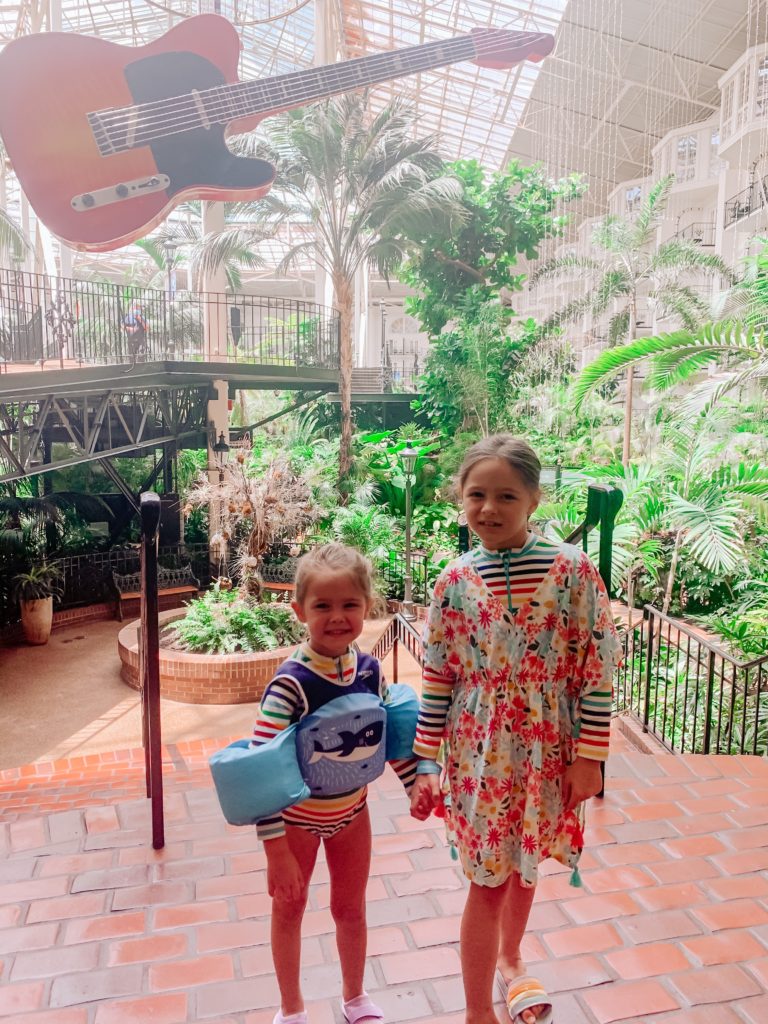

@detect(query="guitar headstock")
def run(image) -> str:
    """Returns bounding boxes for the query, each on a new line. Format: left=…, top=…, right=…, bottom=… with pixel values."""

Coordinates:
left=470, top=28, right=555, bottom=70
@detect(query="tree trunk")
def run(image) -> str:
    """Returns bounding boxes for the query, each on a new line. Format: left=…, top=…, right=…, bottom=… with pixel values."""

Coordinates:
left=333, top=272, right=355, bottom=487
left=662, top=529, right=683, bottom=615
left=622, top=303, right=637, bottom=466
left=622, top=364, right=635, bottom=466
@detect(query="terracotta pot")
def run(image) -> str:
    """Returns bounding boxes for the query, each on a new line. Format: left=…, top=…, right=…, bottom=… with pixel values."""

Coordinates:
left=20, top=596, right=53, bottom=645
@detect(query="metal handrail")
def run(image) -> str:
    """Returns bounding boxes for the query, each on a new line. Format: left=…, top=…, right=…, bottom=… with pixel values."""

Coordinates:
left=617, top=605, right=768, bottom=756
left=564, top=483, right=623, bottom=596
left=674, top=221, right=716, bottom=245
left=370, top=612, right=424, bottom=684
left=0, top=268, right=340, bottom=370
left=724, top=176, right=768, bottom=228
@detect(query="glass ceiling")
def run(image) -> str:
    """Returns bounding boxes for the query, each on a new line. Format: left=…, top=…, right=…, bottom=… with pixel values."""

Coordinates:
left=0, top=1, right=566, bottom=276
left=0, top=1, right=757, bottom=276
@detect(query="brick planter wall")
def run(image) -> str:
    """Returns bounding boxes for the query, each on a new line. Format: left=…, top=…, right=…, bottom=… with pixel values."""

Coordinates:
left=117, top=610, right=294, bottom=705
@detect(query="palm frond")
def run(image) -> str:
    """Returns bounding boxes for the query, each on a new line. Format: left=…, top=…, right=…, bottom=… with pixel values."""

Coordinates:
left=574, top=322, right=765, bottom=409
left=631, top=174, right=674, bottom=246
left=528, top=254, right=598, bottom=286
left=666, top=488, right=744, bottom=573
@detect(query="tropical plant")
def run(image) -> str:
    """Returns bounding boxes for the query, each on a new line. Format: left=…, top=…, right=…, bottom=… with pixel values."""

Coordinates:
left=531, top=175, right=735, bottom=463
left=0, top=207, right=30, bottom=262
left=163, top=587, right=305, bottom=654
left=399, top=158, right=586, bottom=337
left=183, top=454, right=318, bottom=595
left=196, top=94, right=464, bottom=482
left=415, top=299, right=539, bottom=436
left=573, top=321, right=768, bottom=419
left=11, top=562, right=63, bottom=603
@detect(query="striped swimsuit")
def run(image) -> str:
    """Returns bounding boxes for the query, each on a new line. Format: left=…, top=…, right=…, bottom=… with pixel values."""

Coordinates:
left=253, top=643, right=417, bottom=841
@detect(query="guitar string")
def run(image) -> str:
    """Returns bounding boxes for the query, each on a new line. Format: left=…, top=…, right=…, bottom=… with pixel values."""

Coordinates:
left=89, top=32, right=555, bottom=148
left=90, top=32, right=551, bottom=134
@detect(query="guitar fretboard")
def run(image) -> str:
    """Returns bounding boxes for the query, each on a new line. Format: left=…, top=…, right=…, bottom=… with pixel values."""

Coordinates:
left=89, top=33, right=486, bottom=155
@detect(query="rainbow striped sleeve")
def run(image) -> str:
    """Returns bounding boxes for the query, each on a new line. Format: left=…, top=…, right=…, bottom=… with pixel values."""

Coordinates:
left=413, top=665, right=455, bottom=760
left=576, top=688, right=612, bottom=761
left=252, top=676, right=303, bottom=841
left=378, top=673, right=418, bottom=792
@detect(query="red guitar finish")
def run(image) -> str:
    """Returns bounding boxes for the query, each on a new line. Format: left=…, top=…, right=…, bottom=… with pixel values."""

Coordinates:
left=0, top=16, right=554, bottom=253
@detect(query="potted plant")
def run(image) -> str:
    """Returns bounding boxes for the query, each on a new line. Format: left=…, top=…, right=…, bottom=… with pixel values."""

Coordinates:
left=11, top=562, right=63, bottom=645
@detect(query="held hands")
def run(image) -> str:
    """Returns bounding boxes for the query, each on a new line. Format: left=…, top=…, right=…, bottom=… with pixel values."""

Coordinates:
left=410, top=773, right=441, bottom=820
left=265, top=837, right=304, bottom=902
left=563, top=756, right=603, bottom=812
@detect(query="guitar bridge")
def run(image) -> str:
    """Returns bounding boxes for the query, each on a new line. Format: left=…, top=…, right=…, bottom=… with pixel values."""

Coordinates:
left=71, top=174, right=170, bottom=212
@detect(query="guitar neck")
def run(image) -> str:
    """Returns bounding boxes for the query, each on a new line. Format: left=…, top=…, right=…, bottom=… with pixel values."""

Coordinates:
left=232, top=34, right=477, bottom=119
left=93, top=34, right=479, bottom=154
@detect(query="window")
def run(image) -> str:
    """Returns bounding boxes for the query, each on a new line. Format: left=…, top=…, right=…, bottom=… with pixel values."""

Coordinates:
left=756, top=57, right=768, bottom=117
left=625, top=185, right=642, bottom=213
left=709, top=128, right=723, bottom=178
left=722, top=79, right=734, bottom=139
left=738, top=69, right=750, bottom=128
left=676, top=135, right=697, bottom=181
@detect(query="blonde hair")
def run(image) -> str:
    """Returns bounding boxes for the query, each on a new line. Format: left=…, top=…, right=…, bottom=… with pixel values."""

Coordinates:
left=457, top=434, right=542, bottom=494
left=293, top=542, right=375, bottom=606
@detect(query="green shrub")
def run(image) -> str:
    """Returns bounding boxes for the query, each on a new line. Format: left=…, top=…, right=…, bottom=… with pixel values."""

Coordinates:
left=163, top=588, right=305, bottom=654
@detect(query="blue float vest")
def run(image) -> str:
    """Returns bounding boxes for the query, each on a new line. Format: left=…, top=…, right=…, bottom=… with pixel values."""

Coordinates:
left=209, top=653, right=419, bottom=826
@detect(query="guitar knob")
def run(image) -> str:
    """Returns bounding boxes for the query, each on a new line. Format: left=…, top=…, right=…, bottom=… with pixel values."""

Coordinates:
left=115, top=184, right=129, bottom=198
left=81, top=193, right=95, bottom=207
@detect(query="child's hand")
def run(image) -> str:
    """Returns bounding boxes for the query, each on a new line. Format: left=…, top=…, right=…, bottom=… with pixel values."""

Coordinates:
left=563, top=756, right=603, bottom=811
left=410, top=774, right=441, bottom=820
left=265, top=838, right=304, bottom=902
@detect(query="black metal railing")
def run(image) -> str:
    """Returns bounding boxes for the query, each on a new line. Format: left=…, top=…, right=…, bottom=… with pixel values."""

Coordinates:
left=724, top=177, right=768, bottom=228
left=617, top=606, right=768, bottom=755
left=674, top=221, right=716, bottom=246
left=0, top=269, right=339, bottom=370
left=377, top=550, right=432, bottom=607
left=0, top=542, right=214, bottom=628
left=370, top=611, right=424, bottom=682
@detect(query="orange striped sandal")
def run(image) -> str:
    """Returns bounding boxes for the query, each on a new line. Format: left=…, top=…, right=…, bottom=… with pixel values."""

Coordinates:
left=497, top=974, right=553, bottom=1024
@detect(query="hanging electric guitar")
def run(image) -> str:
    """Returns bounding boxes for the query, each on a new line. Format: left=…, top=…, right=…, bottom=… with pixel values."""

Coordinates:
left=0, top=15, right=553, bottom=252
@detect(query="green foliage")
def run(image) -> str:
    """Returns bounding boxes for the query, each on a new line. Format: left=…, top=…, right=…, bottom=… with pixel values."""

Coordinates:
left=413, top=299, right=538, bottom=436
left=573, top=322, right=767, bottom=412
left=164, top=588, right=305, bottom=655
left=11, top=562, right=63, bottom=603
left=399, top=159, right=586, bottom=336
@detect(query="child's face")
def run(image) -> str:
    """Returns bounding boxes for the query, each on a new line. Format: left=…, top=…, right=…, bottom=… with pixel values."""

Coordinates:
left=461, top=457, right=540, bottom=551
left=291, top=572, right=370, bottom=658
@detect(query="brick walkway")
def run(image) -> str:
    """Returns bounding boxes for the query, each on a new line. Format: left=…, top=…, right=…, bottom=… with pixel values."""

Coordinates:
left=2, top=730, right=768, bottom=1023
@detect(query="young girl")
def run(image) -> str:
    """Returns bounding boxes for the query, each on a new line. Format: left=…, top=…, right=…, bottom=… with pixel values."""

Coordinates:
left=253, top=542, right=416, bottom=1024
left=410, top=436, right=621, bottom=1024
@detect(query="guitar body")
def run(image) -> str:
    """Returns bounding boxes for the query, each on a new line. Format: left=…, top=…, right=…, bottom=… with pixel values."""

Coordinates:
left=0, top=16, right=274, bottom=251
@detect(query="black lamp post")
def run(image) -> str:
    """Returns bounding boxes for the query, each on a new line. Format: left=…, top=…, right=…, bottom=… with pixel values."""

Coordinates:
left=212, top=430, right=230, bottom=484
left=400, top=441, right=418, bottom=620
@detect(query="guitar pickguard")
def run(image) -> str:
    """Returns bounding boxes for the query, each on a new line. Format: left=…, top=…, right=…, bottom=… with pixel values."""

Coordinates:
left=123, top=50, right=273, bottom=196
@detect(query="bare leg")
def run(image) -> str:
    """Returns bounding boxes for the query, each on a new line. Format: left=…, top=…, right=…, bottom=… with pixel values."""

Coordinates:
left=498, top=875, right=545, bottom=1024
left=270, top=825, right=320, bottom=1016
left=325, top=807, right=379, bottom=1019
left=461, top=878, right=508, bottom=1024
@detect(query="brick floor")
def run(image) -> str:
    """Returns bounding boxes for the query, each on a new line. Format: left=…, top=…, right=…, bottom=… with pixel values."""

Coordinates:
left=2, top=731, right=768, bottom=1022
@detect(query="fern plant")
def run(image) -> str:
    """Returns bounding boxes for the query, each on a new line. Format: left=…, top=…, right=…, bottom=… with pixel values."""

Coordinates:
left=164, top=588, right=305, bottom=654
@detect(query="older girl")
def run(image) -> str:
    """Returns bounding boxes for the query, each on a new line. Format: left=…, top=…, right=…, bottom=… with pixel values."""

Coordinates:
left=410, top=436, right=621, bottom=1024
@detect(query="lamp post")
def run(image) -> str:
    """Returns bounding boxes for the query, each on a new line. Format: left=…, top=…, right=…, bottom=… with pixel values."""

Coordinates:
left=212, top=430, right=230, bottom=485
left=400, top=441, right=418, bottom=621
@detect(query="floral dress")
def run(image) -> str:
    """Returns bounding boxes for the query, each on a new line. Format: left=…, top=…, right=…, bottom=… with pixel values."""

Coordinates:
left=418, top=543, right=621, bottom=887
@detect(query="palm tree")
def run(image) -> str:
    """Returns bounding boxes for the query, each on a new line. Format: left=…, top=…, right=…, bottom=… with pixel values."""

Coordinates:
left=196, top=94, right=463, bottom=482
left=529, top=175, right=735, bottom=464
